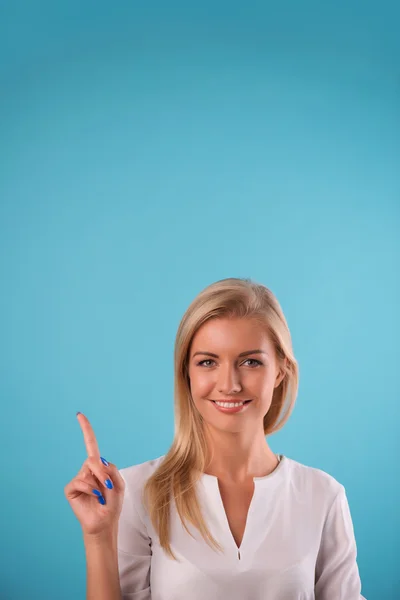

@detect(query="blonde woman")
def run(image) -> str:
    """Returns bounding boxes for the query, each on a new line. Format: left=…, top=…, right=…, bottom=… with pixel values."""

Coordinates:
left=65, top=277, right=365, bottom=599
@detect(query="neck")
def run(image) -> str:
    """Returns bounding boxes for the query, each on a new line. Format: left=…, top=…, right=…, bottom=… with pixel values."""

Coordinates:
left=203, top=426, right=278, bottom=484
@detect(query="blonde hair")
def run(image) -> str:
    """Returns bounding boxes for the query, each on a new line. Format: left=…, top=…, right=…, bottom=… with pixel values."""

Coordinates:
left=142, top=277, right=299, bottom=560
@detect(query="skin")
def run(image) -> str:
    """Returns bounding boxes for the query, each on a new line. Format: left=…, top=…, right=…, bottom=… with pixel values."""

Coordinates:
left=64, top=412, right=125, bottom=539
left=187, top=316, right=286, bottom=485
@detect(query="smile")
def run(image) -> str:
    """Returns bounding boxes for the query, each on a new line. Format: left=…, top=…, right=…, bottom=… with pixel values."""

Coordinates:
left=212, top=400, right=252, bottom=407
left=209, top=399, right=253, bottom=413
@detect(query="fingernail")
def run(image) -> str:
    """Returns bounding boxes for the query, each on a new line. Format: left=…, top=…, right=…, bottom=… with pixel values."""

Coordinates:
left=76, top=412, right=81, bottom=416
left=105, top=478, right=113, bottom=490
left=100, top=457, right=109, bottom=466
left=93, top=489, right=106, bottom=504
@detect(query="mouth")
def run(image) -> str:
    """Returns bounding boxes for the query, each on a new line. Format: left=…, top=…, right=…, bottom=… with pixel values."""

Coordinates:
left=210, top=399, right=253, bottom=406
left=209, top=399, right=253, bottom=413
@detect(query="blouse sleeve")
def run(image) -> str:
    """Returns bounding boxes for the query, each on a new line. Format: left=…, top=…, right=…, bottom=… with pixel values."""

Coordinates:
left=315, top=484, right=365, bottom=599
left=117, top=470, right=152, bottom=600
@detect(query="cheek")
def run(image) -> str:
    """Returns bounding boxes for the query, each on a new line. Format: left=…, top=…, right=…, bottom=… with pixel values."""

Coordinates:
left=190, top=371, right=214, bottom=396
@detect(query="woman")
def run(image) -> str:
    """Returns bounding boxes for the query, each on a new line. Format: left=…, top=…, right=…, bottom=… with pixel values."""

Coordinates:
left=65, top=277, right=365, bottom=599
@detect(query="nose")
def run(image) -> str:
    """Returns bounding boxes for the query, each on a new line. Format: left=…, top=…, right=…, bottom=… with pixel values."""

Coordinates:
left=217, top=364, right=242, bottom=394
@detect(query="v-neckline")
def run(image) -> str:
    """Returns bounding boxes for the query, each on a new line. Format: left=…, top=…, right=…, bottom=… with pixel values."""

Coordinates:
left=200, top=455, right=285, bottom=557
left=216, top=478, right=256, bottom=553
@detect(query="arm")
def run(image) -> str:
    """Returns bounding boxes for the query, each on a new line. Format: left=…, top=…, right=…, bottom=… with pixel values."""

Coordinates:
left=315, top=484, right=365, bottom=599
left=84, top=529, right=122, bottom=600
left=117, top=470, right=152, bottom=599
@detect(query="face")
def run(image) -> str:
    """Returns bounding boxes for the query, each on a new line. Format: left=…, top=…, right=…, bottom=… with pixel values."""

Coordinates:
left=187, top=317, right=285, bottom=434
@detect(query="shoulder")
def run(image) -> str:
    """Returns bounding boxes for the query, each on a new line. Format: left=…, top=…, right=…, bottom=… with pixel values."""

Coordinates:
left=119, top=455, right=166, bottom=492
left=117, top=456, right=165, bottom=553
left=283, top=455, right=344, bottom=504
left=118, top=455, right=166, bottom=523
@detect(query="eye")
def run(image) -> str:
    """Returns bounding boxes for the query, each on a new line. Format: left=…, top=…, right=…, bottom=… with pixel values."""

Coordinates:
left=197, top=359, right=215, bottom=367
left=243, top=359, right=262, bottom=367
left=196, top=359, right=262, bottom=368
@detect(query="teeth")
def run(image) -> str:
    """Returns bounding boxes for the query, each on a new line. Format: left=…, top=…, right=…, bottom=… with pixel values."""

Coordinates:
left=215, top=401, right=245, bottom=408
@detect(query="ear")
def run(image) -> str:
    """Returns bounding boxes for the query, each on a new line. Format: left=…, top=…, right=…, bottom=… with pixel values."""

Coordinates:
left=274, top=357, right=287, bottom=388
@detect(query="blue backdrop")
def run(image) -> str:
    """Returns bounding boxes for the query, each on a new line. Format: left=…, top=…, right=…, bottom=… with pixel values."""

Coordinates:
left=1, top=2, right=399, bottom=598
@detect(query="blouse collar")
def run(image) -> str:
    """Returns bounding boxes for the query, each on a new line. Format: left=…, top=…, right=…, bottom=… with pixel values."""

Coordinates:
left=199, top=454, right=288, bottom=490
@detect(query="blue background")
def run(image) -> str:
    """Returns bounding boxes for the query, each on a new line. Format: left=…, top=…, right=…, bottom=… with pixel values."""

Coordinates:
left=1, top=2, right=399, bottom=598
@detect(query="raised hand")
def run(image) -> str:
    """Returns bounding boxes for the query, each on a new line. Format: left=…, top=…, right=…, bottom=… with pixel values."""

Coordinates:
left=64, top=412, right=125, bottom=538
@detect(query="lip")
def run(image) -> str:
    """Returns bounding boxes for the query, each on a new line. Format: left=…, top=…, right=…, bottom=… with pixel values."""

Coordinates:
left=209, top=399, right=252, bottom=403
left=210, top=399, right=253, bottom=414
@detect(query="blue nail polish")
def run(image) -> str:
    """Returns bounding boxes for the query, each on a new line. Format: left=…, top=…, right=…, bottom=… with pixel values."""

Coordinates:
left=100, top=457, right=109, bottom=466
left=92, top=489, right=102, bottom=497
left=105, top=478, right=113, bottom=489
left=98, top=495, right=106, bottom=505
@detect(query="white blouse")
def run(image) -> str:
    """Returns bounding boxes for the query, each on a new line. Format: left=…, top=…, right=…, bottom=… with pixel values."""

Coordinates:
left=117, top=454, right=365, bottom=599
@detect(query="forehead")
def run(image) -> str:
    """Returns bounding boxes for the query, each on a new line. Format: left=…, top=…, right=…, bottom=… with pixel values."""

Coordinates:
left=190, top=317, right=273, bottom=352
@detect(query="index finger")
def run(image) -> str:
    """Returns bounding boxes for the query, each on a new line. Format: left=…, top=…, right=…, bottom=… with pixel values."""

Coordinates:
left=76, top=412, right=100, bottom=458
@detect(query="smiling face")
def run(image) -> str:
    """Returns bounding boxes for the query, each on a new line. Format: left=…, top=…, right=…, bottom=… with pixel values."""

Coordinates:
left=187, top=317, right=285, bottom=435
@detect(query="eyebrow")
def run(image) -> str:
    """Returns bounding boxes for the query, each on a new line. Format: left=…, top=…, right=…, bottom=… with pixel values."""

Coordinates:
left=192, top=349, right=268, bottom=359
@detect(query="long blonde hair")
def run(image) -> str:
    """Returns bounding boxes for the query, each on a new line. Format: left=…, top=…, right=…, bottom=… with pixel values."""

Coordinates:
left=142, top=277, right=299, bottom=560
